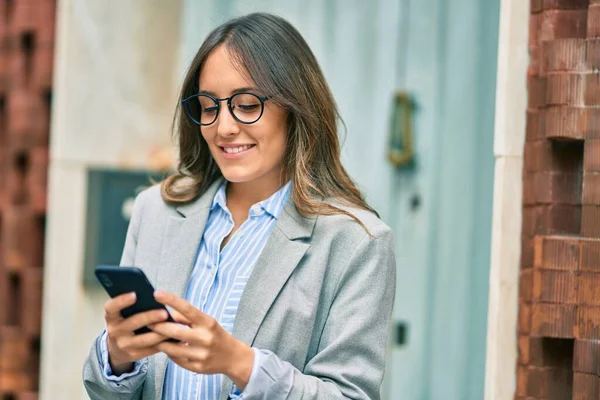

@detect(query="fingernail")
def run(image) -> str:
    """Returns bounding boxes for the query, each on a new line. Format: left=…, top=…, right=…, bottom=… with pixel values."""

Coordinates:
left=130, top=292, right=137, bottom=300
left=154, top=290, right=162, bottom=297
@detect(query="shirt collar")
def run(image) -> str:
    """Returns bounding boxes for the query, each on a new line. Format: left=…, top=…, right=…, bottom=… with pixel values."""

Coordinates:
left=210, top=181, right=228, bottom=212
left=210, top=180, right=292, bottom=220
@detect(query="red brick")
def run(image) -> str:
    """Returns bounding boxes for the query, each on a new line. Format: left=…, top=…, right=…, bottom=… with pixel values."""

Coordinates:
left=588, top=39, right=600, bottom=71
left=522, top=207, right=537, bottom=237
left=533, top=269, right=578, bottom=303
left=544, top=39, right=587, bottom=73
left=577, top=306, right=600, bottom=340
left=516, top=364, right=528, bottom=397
left=36, top=0, right=56, bottom=46
left=519, top=301, right=533, bottom=334
left=0, top=53, right=9, bottom=92
left=27, top=147, right=49, bottom=213
left=573, top=373, right=600, bottom=400
left=534, top=205, right=582, bottom=236
left=10, top=1, right=37, bottom=34
left=10, top=0, right=56, bottom=46
left=20, top=267, right=43, bottom=335
left=529, top=75, right=547, bottom=108
left=532, top=302, right=577, bottom=338
left=524, top=173, right=536, bottom=206
left=581, top=205, right=600, bottom=237
left=530, top=45, right=542, bottom=76
left=589, top=4, right=600, bottom=38
left=521, top=269, right=534, bottom=301
left=16, top=393, right=39, bottom=400
left=0, top=269, right=20, bottom=326
left=582, top=172, right=600, bottom=205
left=524, top=139, right=583, bottom=173
left=33, top=44, right=53, bottom=90
left=586, top=107, right=600, bottom=139
left=527, top=365, right=573, bottom=399
left=543, top=0, right=590, bottom=9
left=573, top=339, right=600, bottom=374
left=523, top=237, right=536, bottom=268
left=527, top=109, right=545, bottom=142
left=534, top=172, right=582, bottom=204
left=580, top=238, right=600, bottom=272
left=4, top=157, right=27, bottom=207
left=578, top=272, right=600, bottom=305
left=532, top=0, right=544, bottom=13
left=531, top=13, right=542, bottom=47
left=545, top=107, right=586, bottom=140
left=7, top=90, right=49, bottom=148
left=518, top=335, right=531, bottom=365
left=0, top=371, right=37, bottom=392
left=529, top=337, right=574, bottom=368
left=547, top=73, right=584, bottom=106
left=0, top=207, right=44, bottom=270
left=584, top=73, right=600, bottom=105
left=0, top=327, right=30, bottom=371
left=535, top=236, right=581, bottom=270
left=540, top=9, right=588, bottom=42
left=584, top=140, right=600, bottom=171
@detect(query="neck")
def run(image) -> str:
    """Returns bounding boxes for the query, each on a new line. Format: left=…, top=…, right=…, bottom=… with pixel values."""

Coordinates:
left=226, top=175, right=285, bottom=210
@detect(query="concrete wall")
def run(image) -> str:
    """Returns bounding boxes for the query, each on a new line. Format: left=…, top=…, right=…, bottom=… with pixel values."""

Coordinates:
left=40, top=1, right=182, bottom=398
left=484, top=0, right=529, bottom=398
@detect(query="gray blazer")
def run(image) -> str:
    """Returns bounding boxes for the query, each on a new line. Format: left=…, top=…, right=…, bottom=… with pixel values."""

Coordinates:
left=83, top=178, right=396, bottom=400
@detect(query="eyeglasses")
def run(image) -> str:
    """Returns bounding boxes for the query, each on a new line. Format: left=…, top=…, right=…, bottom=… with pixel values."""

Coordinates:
left=181, top=92, right=269, bottom=126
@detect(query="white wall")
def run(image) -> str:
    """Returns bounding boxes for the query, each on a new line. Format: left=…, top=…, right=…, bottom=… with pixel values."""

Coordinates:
left=484, top=0, right=530, bottom=398
left=40, top=1, right=182, bottom=398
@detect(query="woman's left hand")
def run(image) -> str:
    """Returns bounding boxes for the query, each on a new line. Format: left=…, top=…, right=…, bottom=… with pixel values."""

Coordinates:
left=149, top=291, right=255, bottom=390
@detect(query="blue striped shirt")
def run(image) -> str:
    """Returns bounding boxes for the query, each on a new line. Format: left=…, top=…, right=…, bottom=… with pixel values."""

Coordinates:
left=100, top=180, right=292, bottom=399
left=162, top=180, right=291, bottom=399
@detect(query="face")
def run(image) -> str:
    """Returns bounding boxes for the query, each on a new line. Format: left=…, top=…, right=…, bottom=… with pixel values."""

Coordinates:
left=198, top=45, right=288, bottom=189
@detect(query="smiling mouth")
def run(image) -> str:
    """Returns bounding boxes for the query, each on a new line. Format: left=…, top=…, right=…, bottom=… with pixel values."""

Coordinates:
left=220, top=145, right=256, bottom=154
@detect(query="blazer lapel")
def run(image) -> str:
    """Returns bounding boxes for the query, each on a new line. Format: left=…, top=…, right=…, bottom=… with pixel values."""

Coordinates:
left=153, top=177, right=223, bottom=398
left=220, top=200, right=316, bottom=398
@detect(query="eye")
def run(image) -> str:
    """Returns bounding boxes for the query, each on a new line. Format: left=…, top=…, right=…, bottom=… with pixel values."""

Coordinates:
left=236, top=104, right=260, bottom=113
left=202, top=106, right=218, bottom=115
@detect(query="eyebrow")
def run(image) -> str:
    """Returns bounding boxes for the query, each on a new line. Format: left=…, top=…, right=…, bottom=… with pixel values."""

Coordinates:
left=199, top=87, right=260, bottom=97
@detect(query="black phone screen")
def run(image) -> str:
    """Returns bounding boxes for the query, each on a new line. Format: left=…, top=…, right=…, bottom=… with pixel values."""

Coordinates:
left=95, top=265, right=177, bottom=339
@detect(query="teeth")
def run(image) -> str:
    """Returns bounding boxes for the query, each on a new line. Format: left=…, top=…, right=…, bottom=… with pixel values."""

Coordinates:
left=224, top=145, right=252, bottom=154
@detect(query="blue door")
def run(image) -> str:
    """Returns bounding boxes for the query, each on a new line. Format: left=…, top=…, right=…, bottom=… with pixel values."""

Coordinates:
left=181, top=1, right=500, bottom=398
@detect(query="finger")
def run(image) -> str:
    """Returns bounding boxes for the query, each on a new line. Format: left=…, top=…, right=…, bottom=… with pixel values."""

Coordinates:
left=118, top=309, right=170, bottom=333
left=168, top=356, right=199, bottom=373
left=104, top=292, right=136, bottom=322
left=170, top=309, right=192, bottom=325
left=154, top=291, right=207, bottom=324
left=120, top=331, right=170, bottom=350
left=156, top=341, right=196, bottom=359
left=149, top=322, right=198, bottom=343
left=131, top=346, right=162, bottom=360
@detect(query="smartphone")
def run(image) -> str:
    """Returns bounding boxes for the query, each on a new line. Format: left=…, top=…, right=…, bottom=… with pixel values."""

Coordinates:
left=95, top=265, right=178, bottom=341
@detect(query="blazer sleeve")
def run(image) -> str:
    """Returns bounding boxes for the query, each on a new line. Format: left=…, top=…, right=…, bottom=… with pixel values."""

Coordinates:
left=246, top=228, right=397, bottom=400
left=82, top=189, right=149, bottom=400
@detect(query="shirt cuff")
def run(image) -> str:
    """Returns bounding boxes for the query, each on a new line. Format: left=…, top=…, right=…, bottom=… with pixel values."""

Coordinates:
left=99, top=330, right=147, bottom=382
left=229, top=347, right=294, bottom=399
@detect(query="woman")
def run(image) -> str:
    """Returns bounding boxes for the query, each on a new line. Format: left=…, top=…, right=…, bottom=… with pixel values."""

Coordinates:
left=83, top=12, right=396, bottom=400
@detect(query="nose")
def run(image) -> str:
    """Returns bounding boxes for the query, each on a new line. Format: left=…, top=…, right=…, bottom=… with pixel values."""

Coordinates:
left=215, top=103, right=240, bottom=137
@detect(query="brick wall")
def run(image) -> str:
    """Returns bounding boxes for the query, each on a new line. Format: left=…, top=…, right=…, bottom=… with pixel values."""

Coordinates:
left=519, top=0, right=600, bottom=398
left=0, top=1, right=55, bottom=399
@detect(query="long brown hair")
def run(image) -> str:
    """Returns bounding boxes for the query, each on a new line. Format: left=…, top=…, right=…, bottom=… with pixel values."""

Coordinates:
left=161, top=12, right=377, bottom=228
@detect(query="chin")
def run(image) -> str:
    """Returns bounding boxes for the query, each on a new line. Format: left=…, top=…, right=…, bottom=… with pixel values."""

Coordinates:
left=220, top=169, right=259, bottom=184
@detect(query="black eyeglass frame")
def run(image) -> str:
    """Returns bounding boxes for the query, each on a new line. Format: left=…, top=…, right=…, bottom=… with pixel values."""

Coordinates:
left=181, top=92, right=270, bottom=126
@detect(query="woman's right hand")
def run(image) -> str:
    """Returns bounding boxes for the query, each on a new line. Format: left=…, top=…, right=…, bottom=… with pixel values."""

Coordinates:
left=104, top=292, right=170, bottom=375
